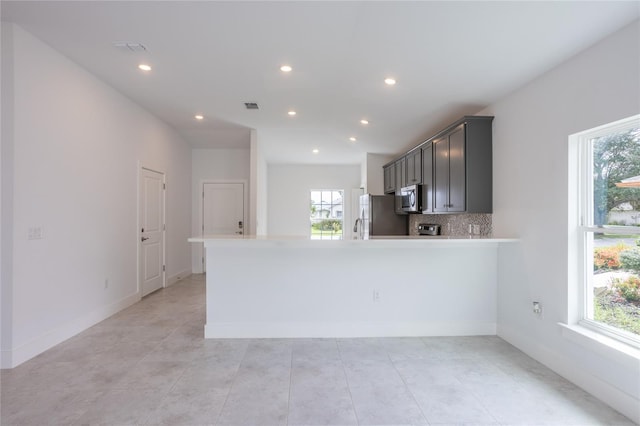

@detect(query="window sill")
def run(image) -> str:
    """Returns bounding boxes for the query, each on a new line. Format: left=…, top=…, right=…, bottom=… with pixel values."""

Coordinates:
left=559, top=323, right=640, bottom=369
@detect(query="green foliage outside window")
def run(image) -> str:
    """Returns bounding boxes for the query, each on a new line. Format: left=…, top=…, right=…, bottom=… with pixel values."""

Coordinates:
left=613, top=276, right=640, bottom=303
left=311, top=219, right=342, bottom=232
left=593, top=239, right=640, bottom=335
left=620, top=247, right=640, bottom=273
left=593, top=128, right=640, bottom=225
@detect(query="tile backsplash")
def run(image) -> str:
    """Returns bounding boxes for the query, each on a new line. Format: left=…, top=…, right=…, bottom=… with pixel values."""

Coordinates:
left=408, top=213, right=492, bottom=236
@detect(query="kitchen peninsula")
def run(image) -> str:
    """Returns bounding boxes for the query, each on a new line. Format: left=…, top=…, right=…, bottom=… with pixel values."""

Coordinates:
left=189, top=235, right=517, bottom=339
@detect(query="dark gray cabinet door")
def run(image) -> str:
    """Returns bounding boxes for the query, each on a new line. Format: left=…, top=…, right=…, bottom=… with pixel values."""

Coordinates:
left=406, top=150, right=422, bottom=185
left=395, top=159, right=406, bottom=190
left=383, top=164, right=395, bottom=194
left=433, top=124, right=467, bottom=212
left=394, top=159, right=407, bottom=214
left=433, top=136, right=449, bottom=212
left=421, top=143, right=433, bottom=212
left=448, top=125, right=466, bottom=212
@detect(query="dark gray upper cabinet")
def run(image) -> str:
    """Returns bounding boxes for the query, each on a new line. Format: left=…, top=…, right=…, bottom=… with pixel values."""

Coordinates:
left=384, top=115, right=493, bottom=214
left=395, top=159, right=406, bottom=191
left=433, top=124, right=466, bottom=212
left=421, top=142, right=433, bottom=213
left=405, top=149, right=422, bottom=185
left=394, top=159, right=407, bottom=214
left=383, top=163, right=395, bottom=194
left=448, top=125, right=466, bottom=211
left=432, top=117, right=493, bottom=213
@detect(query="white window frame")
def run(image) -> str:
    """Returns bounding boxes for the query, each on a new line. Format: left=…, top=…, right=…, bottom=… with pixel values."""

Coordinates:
left=310, top=189, right=344, bottom=240
left=569, top=114, right=640, bottom=349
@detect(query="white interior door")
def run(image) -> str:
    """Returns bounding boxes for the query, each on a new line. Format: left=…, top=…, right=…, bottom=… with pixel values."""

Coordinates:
left=202, top=183, right=245, bottom=272
left=139, top=168, right=165, bottom=297
left=203, top=183, right=245, bottom=236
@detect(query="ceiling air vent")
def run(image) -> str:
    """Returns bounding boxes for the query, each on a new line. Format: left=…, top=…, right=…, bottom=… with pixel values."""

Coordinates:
left=113, top=42, right=147, bottom=52
left=244, top=102, right=259, bottom=110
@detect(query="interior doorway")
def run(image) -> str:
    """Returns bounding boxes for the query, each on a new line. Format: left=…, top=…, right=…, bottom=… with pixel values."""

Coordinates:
left=201, top=182, right=246, bottom=272
left=139, top=167, right=165, bottom=297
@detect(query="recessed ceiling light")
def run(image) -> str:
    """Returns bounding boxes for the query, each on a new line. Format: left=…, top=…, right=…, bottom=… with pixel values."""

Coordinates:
left=384, top=77, right=396, bottom=85
left=360, top=119, right=369, bottom=125
left=195, top=115, right=204, bottom=120
left=280, top=65, right=292, bottom=72
left=288, top=110, right=297, bottom=116
left=312, top=149, right=319, bottom=154
left=349, top=137, right=357, bottom=142
left=138, top=64, right=152, bottom=71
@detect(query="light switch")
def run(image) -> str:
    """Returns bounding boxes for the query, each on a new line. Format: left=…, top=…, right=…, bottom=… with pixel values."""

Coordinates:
left=28, top=226, right=43, bottom=240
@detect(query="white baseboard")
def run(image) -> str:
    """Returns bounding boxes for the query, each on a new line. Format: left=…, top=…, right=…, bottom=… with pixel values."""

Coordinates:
left=0, top=349, right=13, bottom=369
left=205, top=321, right=496, bottom=339
left=498, top=324, right=640, bottom=424
left=1, top=291, right=141, bottom=369
left=167, top=269, right=191, bottom=287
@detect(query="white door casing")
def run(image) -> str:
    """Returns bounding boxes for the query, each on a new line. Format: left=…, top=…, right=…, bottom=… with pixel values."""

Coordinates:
left=202, top=182, right=246, bottom=271
left=139, top=167, right=165, bottom=297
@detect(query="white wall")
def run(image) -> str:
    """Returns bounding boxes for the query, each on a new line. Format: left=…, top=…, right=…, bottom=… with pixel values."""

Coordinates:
left=250, top=130, right=268, bottom=236
left=1, top=24, right=192, bottom=368
left=484, top=20, right=640, bottom=421
left=362, top=153, right=394, bottom=195
left=205, top=240, right=499, bottom=338
left=1, top=22, right=15, bottom=365
left=267, top=165, right=361, bottom=237
left=191, top=148, right=250, bottom=272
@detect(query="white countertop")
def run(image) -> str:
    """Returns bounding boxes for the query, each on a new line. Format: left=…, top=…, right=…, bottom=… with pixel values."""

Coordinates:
left=188, top=234, right=518, bottom=247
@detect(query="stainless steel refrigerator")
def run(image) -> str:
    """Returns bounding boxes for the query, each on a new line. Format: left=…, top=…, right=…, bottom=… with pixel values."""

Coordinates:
left=353, top=194, right=407, bottom=239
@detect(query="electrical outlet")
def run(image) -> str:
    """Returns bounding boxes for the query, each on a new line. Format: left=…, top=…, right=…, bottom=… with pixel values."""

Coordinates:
left=104, top=279, right=109, bottom=290
left=372, top=289, right=381, bottom=302
left=533, top=301, right=542, bottom=315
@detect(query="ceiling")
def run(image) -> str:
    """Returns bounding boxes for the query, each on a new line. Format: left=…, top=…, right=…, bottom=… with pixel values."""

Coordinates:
left=2, top=1, right=639, bottom=164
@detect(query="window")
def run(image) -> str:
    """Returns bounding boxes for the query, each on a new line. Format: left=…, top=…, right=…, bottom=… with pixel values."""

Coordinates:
left=571, top=114, right=640, bottom=347
left=310, top=190, right=344, bottom=240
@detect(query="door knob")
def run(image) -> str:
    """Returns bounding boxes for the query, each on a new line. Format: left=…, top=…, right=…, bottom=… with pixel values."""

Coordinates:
left=141, top=236, right=149, bottom=242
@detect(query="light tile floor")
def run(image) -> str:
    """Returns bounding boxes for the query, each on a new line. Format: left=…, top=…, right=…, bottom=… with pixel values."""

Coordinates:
left=1, top=275, right=635, bottom=426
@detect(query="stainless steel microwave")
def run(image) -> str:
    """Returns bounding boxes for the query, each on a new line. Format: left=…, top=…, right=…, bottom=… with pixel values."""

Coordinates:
left=399, top=184, right=422, bottom=213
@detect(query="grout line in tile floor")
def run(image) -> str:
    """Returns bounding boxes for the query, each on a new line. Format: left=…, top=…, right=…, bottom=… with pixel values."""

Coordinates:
left=285, top=341, right=293, bottom=426
left=0, top=275, right=635, bottom=426
left=337, top=338, right=361, bottom=426
left=390, top=348, right=433, bottom=425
